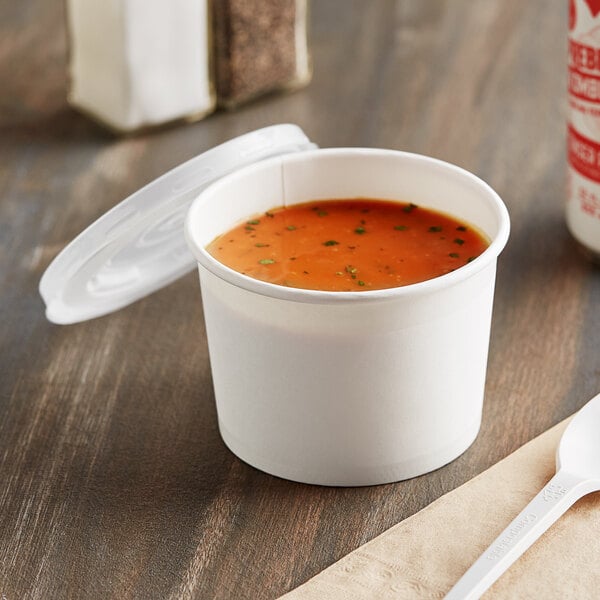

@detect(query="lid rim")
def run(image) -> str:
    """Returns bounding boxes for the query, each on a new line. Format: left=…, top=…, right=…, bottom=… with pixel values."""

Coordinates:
left=40, top=124, right=316, bottom=324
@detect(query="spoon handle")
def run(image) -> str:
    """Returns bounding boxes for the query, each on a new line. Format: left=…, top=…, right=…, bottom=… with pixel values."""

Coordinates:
left=444, top=470, right=594, bottom=600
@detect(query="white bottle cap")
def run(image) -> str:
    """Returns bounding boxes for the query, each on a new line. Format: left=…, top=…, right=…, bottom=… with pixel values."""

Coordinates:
left=39, top=124, right=317, bottom=324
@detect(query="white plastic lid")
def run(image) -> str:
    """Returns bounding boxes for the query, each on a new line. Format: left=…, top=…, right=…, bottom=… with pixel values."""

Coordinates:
left=40, top=124, right=317, bottom=324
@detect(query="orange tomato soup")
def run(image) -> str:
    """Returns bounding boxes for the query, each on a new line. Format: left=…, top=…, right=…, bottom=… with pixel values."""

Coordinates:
left=206, top=199, right=489, bottom=291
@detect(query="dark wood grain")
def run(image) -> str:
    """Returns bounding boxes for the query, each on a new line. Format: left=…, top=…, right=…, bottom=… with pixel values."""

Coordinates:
left=1, top=1, right=599, bottom=599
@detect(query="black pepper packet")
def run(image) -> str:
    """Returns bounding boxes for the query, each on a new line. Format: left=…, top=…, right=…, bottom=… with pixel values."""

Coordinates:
left=212, top=0, right=312, bottom=109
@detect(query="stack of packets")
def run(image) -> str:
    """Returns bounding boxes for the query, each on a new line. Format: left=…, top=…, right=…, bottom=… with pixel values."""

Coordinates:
left=66, top=0, right=311, bottom=133
left=280, top=418, right=600, bottom=599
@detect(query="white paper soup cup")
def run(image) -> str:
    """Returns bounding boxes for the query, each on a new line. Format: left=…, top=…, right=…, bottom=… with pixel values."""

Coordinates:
left=185, top=148, right=509, bottom=486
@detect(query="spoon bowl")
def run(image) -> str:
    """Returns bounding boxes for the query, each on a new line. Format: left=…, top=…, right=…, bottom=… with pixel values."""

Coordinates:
left=557, top=394, right=600, bottom=479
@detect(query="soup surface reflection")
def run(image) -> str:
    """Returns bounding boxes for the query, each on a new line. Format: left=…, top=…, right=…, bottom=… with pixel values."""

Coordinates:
left=206, top=199, right=489, bottom=291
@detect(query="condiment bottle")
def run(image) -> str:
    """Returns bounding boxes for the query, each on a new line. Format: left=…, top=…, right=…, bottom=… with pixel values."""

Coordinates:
left=66, top=0, right=215, bottom=133
left=212, top=0, right=312, bottom=109
left=567, top=0, right=600, bottom=262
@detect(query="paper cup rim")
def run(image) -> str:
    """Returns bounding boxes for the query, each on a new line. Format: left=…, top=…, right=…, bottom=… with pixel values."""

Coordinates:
left=185, top=148, right=510, bottom=304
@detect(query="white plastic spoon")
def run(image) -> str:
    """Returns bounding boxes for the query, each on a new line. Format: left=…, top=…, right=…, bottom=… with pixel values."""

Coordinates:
left=445, top=391, right=600, bottom=600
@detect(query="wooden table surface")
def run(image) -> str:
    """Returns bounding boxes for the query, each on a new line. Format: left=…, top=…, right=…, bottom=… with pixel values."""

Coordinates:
left=1, top=1, right=599, bottom=598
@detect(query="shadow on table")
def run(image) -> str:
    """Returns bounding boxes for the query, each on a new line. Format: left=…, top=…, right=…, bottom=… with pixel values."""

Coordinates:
left=0, top=104, right=113, bottom=145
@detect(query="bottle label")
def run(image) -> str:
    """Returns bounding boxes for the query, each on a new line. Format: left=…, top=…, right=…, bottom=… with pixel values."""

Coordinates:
left=568, top=0, right=600, bottom=253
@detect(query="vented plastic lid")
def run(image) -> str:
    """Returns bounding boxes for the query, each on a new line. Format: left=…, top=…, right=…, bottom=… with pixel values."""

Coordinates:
left=39, top=124, right=317, bottom=324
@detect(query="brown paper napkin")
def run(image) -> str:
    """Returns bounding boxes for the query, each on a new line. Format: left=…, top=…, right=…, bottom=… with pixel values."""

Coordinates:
left=280, top=419, right=600, bottom=599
